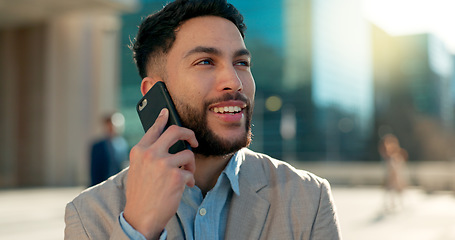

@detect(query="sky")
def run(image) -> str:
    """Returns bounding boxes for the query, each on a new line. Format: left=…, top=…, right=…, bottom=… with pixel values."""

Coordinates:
left=363, top=0, right=455, bottom=53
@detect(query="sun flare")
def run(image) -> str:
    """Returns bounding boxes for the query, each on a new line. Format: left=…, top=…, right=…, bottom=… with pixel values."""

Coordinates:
left=363, top=0, right=455, bottom=53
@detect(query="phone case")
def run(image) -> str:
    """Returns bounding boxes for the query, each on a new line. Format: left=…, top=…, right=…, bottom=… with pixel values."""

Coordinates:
left=136, top=81, right=191, bottom=154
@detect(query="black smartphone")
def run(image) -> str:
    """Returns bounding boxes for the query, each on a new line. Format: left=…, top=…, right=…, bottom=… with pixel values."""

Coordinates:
left=136, top=81, right=191, bottom=154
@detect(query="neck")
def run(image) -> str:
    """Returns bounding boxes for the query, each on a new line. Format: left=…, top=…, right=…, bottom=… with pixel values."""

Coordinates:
left=194, top=153, right=235, bottom=195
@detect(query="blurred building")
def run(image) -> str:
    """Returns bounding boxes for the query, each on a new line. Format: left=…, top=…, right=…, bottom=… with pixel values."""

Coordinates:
left=372, top=25, right=455, bottom=161
left=3, top=0, right=454, bottom=188
left=119, top=0, right=375, bottom=162
left=453, top=55, right=455, bottom=105
left=0, top=0, right=138, bottom=187
left=277, top=0, right=374, bottom=161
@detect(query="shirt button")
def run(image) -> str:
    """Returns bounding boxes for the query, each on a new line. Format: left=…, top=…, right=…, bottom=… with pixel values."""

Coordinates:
left=199, top=208, right=207, bottom=216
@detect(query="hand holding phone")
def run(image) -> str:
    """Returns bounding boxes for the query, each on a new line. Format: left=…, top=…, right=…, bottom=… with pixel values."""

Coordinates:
left=125, top=106, right=197, bottom=239
left=136, top=81, right=191, bottom=154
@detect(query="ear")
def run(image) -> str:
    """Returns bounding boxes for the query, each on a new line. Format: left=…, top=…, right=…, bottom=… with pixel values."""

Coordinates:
left=140, top=77, right=161, bottom=96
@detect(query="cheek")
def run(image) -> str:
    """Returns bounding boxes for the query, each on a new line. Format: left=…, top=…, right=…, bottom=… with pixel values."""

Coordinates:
left=172, top=86, right=205, bottom=112
left=243, top=75, right=256, bottom=99
left=172, top=72, right=210, bottom=97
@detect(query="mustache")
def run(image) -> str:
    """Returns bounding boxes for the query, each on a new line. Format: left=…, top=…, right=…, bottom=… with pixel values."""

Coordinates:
left=205, top=92, right=250, bottom=107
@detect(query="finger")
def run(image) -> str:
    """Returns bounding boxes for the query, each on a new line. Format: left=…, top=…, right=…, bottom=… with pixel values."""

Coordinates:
left=186, top=131, right=199, bottom=149
left=157, top=125, right=198, bottom=151
left=138, top=108, right=169, bottom=147
left=172, top=150, right=196, bottom=174
left=180, top=169, right=195, bottom=188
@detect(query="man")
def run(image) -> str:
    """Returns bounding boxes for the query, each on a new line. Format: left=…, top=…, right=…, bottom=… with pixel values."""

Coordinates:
left=90, top=113, right=128, bottom=187
left=65, top=0, right=342, bottom=239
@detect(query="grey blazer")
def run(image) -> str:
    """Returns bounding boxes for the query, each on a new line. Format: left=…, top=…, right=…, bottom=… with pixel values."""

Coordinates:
left=65, top=148, right=342, bottom=239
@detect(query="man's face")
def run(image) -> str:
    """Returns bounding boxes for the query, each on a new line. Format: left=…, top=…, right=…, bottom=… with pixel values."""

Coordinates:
left=163, top=16, right=255, bottom=156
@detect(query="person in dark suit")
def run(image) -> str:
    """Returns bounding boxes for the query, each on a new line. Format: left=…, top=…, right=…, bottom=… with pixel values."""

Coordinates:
left=90, top=113, right=128, bottom=187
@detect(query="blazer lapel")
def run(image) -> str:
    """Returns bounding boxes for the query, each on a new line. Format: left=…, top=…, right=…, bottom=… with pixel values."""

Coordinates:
left=225, top=149, right=270, bottom=240
left=165, top=215, right=185, bottom=239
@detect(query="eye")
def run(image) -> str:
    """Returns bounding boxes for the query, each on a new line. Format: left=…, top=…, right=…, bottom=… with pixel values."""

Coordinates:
left=235, top=60, right=250, bottom=67
left=196, top=59, right=213, bottom=65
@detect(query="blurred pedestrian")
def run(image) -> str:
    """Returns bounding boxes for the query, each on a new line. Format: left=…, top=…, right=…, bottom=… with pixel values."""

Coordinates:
left=89, top=112, right=128, bottom=187
left=379, top=133, right=408, bottom=212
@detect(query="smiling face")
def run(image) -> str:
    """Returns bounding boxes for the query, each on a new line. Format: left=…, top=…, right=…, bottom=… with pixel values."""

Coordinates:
left=159, top=16, right=256, bottom=156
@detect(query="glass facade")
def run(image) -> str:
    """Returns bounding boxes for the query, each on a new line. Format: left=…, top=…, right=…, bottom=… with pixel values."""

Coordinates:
left=119, top=0, right=374, bottom=161
left=119, top=0, right=454, bottom=162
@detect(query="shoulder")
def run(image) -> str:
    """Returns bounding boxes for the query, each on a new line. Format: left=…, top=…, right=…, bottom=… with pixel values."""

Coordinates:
left=241, top=148, right=328, bottom=187
left=239, top=148, right=337, bottom=221
left=71, top=168, right=128, bottom=212
left=239, top=148, right=331, bottom=203
left=65, top=169, right=128, bottom=238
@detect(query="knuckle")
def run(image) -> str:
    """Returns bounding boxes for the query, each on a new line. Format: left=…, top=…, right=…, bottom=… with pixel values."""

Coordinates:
left=166, top=125, right=181, bottom=134
left=189, top=131, right=196, bottom=139
left=129, top=145, right=142, bottom=161
left=179, top=150, right=194, bottom=159
left=169, top=169, right=184, bottom=183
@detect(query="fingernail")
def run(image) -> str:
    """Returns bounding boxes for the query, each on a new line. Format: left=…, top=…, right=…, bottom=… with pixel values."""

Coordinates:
left=159, top=108, right=167, bottom=117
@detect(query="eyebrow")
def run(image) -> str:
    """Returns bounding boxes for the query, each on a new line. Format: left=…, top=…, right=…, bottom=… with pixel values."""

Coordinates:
left=184, top=46, right=251, bottom=59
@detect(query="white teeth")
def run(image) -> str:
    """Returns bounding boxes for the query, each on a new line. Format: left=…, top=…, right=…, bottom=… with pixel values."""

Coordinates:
left=212, top=106, right=242, bottom=114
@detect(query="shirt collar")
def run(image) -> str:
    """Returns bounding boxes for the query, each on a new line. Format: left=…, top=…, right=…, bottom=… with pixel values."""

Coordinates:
left=222, top=150, right=244, bottom=196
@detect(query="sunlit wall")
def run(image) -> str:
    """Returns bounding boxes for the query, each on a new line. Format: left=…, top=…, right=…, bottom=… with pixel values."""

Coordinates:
left=0, top=0, right=137, bottom=187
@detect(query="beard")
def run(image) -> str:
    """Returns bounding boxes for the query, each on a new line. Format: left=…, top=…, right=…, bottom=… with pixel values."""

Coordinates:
left=174, top=92, right=253, bottom=157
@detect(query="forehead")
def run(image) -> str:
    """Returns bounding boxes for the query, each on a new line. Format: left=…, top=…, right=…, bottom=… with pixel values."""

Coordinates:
left=170, top=16, right=246, bottom=57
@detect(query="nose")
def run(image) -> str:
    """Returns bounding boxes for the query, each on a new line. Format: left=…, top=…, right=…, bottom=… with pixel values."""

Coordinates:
left=217, top=65, right=243, bottom=92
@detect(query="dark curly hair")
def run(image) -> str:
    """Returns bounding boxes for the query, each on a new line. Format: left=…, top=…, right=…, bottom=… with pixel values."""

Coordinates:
left=131, top=0, right=247, bottom=79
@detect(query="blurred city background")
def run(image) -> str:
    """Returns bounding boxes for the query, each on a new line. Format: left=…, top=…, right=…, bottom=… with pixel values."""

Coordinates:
left=1, top=0, right=455, bottom=239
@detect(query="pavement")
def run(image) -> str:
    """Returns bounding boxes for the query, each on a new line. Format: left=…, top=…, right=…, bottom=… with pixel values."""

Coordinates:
left=1, top=186, right=455, bottom=240
left=333, top=187, right=455, bottom=240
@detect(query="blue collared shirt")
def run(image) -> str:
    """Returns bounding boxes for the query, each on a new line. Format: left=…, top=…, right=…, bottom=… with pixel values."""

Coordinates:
left=119, top=151, right=243, bottom=239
